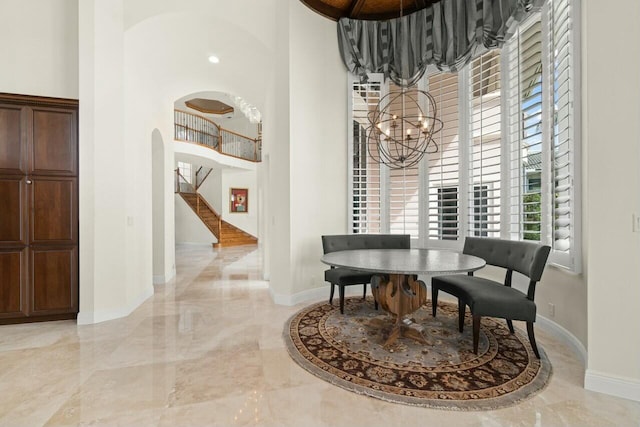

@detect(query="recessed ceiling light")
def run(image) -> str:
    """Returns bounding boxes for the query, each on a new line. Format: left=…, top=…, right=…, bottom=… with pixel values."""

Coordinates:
left=208, top=55, right=220, bottom=64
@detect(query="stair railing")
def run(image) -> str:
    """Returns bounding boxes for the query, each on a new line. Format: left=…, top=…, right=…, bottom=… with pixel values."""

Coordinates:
left=195, top=193, right=222, bottom=239
left=219, top=128, right=262, bottom=162
left=174, top=109, right=261, bottom=162
left=195, top=166, right=213, bottom=190
left=174, top=109, right=220, bottom=149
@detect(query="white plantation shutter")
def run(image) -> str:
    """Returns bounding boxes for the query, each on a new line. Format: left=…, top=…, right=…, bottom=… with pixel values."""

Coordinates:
left=507, top=21, right=544, bottom=242
left=549, top=0, right=577, bottom=267
left=503, top=1, right=579, bottom=270
left=386, top=83, right=421, bottom=238
left=347, top=1, right=579, bottom=270
left=426, top=72, right=460, bottom=241
left=389, top=164, right=420, bottom=237
left=350, top=75, right=383, bottom=234
left=469, top=51, right=502, bottom=238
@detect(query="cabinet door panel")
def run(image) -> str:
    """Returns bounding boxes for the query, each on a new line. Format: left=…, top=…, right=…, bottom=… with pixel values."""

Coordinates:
left=31, top=247, right=77, bottom=314
left=0, top=104, right=25, bottom=174
left=31, top=177, right=77, bottom=245
left=0, top=249, right=27, bottom=318
left=31, top=108, right=77, bottom=175
left=0, top=177, right=26, bottom=246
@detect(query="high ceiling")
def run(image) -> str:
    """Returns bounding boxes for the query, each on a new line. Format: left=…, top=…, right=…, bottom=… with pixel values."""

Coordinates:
left=300, top=0, right=441, bottom=21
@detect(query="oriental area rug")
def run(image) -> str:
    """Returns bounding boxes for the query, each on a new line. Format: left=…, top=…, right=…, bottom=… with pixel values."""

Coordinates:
left=284, top=297, right=552, bottom=410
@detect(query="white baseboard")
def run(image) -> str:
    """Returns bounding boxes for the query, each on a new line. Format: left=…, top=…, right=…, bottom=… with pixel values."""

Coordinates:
left=585, top=369, right=640, bottom=402
left=77, top=285, right=154, bottom=325
left=269, top=285, right=364, bottom=306
left=536, top=314, right=587, bottom=367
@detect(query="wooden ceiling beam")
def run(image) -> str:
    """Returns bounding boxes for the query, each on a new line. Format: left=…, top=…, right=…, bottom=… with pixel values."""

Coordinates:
left=347, top=0, right=368, bottom=18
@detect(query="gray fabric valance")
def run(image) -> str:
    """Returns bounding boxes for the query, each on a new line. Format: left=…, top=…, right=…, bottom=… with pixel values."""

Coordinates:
left=338, top=0, right=544, bottom=86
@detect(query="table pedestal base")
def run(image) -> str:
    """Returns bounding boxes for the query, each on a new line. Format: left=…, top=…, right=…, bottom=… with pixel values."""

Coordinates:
left=371, top=273, right=429, bottom=349
left=383, top=322, right=432, bottom=348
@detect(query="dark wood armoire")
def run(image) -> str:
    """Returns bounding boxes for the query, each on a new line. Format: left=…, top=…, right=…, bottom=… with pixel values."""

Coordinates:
left=0, top=93, right=79, bottom=324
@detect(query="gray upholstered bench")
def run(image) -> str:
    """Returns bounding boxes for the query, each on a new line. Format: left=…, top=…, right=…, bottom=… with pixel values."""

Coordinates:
left=321, top=234, right=410, bottom=314
left=431, top=237, right=550, bottom=358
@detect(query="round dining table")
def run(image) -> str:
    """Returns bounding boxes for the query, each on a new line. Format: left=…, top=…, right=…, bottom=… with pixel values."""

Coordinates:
left=321, top=248, right=486, bottom=348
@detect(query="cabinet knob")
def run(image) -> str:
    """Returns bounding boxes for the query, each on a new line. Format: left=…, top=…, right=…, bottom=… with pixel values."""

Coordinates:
left=26, top=179, right=32, bottom=184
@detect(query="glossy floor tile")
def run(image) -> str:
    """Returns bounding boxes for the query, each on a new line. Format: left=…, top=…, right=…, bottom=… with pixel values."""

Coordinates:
left=0, top=244, right=639, bottom=427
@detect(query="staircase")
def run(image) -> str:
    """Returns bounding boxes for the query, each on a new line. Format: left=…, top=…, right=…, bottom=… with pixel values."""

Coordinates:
left=179, top=192, right=258, bottom=248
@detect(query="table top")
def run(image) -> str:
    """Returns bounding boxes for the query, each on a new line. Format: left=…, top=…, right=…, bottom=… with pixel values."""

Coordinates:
left=321, top=248, right=486, bottom=276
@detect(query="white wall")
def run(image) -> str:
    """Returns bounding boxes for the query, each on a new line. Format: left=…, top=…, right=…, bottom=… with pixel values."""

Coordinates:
left=78, top=0, right=153, bottom=324
left=152, top=129, right=166, bottom=282
left=198, top=167, right=223, bottom=212
left=282, top=0, right=348, bottom=301
left=174, top=194, right=217, bottom=245
left=0, top=0, right=78, bottom=99
left=264, top=0, right=292, bottom=295
left=583, top=0, right=640, bottom=400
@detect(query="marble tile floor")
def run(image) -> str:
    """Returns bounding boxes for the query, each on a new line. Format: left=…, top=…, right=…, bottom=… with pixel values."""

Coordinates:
left=0, top=244, right=639, bottom=427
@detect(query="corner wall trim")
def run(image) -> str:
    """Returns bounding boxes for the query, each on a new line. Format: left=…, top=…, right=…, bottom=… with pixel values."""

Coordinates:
left=269, top=285, right=364, bottom=306
left=536, top=314, right=587, bottom=367
left=77, top=285, right=154, bottom=325
left=153, top=268, right=176, bottom=285
left=584, top=369, right=640, bottom=402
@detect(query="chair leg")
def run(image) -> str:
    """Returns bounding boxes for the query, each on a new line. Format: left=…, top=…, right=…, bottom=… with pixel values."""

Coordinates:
left=527, top=321, right=541, bottom=359
left=339, top=285, right=345, bottom=314
left=329, top=283, right=335, bottom=305
left=431, top=287, right=439, bottom=317
left=362, top=283, right=367, bottom=300
left=506, top=319, right=515, bottom=334
left=458, top=300, right=465, bottom=333
left=472, top=315, right=481, bottom=354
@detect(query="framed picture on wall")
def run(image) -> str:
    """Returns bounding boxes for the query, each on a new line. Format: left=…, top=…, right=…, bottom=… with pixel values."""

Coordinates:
left=230, top=188, right=248, bottom=213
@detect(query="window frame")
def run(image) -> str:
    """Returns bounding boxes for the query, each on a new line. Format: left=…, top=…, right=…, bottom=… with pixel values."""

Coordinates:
left=346, top=0, right=581, bottom=272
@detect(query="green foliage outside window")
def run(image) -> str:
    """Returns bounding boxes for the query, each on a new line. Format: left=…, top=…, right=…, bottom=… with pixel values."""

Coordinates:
left=523, top=193, right=541, bottom=241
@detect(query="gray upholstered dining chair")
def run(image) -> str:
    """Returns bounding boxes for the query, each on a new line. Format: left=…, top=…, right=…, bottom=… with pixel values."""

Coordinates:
left=321, top=234, right=410, bottom=314
left=431, top=237, right=551, bottom=358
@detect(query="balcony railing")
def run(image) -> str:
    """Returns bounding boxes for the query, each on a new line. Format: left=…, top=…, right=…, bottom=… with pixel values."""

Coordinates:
left=174, top=109, right=261, bottom=162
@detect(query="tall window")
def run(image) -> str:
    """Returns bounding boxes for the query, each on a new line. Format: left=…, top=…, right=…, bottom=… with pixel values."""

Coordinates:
left=388, top=83, right=421, bottom=238
left=437, top=187, right=458, bottom=240
left=507, top=21, right=544, bottom=242
left=348, top=0, right=579, bottom=271
left=350, top=77, right=382, bottom=234
left=177, top=161, right=192, bottom=184
left=469, top=52, right=502, bottom=238
left=427, top=73, right=460, bottom=241
left=549, top=0, right=578, bottom=268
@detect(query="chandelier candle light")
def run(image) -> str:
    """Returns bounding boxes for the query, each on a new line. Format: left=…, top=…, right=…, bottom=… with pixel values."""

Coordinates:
left=367, top=89, right=443, bottom=169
